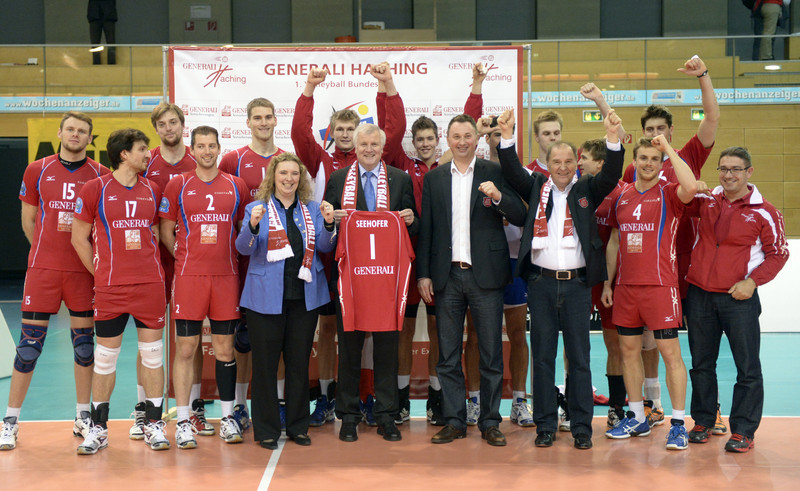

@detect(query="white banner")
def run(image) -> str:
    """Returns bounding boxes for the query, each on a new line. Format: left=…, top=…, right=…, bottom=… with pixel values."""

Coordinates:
left=169, top=46, right=523, bottom=163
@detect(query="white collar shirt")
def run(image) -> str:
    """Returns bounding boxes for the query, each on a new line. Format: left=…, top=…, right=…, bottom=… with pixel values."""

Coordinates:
left=450, top=157, right=476, bottom=264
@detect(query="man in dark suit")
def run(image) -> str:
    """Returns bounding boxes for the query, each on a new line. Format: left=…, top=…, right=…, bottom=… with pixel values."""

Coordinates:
left=416, top=114, right=526, bottom=446
left=496, top=109, right=624, bottom=450
left=324, top=123, right=417, bottom=443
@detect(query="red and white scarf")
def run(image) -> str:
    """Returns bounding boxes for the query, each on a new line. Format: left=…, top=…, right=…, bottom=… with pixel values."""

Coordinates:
left=532, top=175, right=578, bottom=250
left=266, top=197, right=316, bottom=283
left=341, top=162, right=390, bottom=211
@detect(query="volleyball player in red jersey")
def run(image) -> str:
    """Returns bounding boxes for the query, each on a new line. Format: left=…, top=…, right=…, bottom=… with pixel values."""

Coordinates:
left=602, top=135, right=697, bottom=450
left=161, top=126, right=249, bottom=449
left=72, top=128, right=168, bottom=454
left=1, top=112, right=108, bottom=452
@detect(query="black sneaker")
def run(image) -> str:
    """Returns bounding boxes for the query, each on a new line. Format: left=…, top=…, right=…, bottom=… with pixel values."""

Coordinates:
left=688, top=424, right=711, bottom=444
left=395, top=386, right=410, bottom=425
left=426, top=386, right=445, bottom=426
left=725, top=433, right=754, bottom=453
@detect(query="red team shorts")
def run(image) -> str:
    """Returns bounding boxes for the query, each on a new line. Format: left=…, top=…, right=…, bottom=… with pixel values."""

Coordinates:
left=611, top=284, right=682, bottom=331
left=94, top=283, right=167, bottom=329
left=591, top=282, right=616, bottom=330
left=22, top=267, right=94, bottom=313
left=159, top=244, right=175, bottom=303
left=171, top=274, right=240, bottom=321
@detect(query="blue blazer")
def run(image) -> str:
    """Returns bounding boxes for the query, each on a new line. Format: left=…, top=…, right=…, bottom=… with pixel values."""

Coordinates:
left=236, top=197, right=336, bottom=315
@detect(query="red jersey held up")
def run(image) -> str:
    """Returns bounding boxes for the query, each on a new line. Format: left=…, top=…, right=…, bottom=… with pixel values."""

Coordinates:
left=218, top=145, right=286, bottom=197
left=336, top=211, right=414, bottom=332
left=19, top=155, right=109, bottom=272
left=74, top=174, right=164, bottom=287
left=143, top=145, right=197, bottom=191
left=608, top=181, right=686, bottom=287
left=159, top=170, right=249, bottom=276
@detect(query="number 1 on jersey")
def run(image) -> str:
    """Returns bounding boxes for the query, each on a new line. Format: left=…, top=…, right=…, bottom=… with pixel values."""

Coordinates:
left=369, top=233, right=376, bottom=260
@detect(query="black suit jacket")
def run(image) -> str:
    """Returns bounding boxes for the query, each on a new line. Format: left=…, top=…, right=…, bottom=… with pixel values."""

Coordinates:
left=498, top=143, right=624, bottom=287
left=416, top=158, right=526, bottom=291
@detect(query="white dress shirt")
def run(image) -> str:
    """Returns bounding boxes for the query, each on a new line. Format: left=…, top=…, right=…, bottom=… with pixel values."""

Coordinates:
left=450, top=157, right=476, bottom=264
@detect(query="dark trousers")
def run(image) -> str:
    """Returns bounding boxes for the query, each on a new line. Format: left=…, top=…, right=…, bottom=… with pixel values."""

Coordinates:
left=334, top=302, right=399, bottom=426
left=686, top=285, right=763, bottom=438
left=89, top=20, right=116, bottom=64
left=248, top=300, right=318, bottom=441
left=528, top=273, right=593, bottom=436
left=436, top=265, right=504, bottom=431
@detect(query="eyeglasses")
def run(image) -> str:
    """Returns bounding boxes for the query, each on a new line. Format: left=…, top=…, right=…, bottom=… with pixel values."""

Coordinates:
left=717, top=166, right=750, bottom=175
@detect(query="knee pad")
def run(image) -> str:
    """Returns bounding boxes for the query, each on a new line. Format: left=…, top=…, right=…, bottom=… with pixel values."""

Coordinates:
left=642, top=329, right=657, bottom=351
left=138, top=340, right=164, bottom=369
left=94, top=344, right=121, bottom=375
left=71, top=327, right=94, bottom=367
left=234, top=320, right=251, bottom=354
left=14, top=324, right=48, bottom=373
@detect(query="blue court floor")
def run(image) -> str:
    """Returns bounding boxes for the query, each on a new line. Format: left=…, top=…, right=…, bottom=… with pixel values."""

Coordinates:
left=1, top=277, right=798, bottom=421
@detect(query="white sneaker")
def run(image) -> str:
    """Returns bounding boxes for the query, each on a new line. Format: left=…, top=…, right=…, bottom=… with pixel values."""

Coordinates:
left=143, top=420, right=170, bottom=450
left=191, top=399, right=216, bottom=436
left=466, top=397, right=479, bottom=426
left=0, top=416, right=19, bottom=451
left=510, top=398, right=535, bottom=427
left=175, top=419, right=198, bottom=450
left=73, top=410, right=92, bottom=438
left=77, top=424, right=108, bottom=455
left=219, top=416, right=243, bottom=444
left=558, top=407, right=571, bottom=432
left=129, top=402, right=146, bottom=440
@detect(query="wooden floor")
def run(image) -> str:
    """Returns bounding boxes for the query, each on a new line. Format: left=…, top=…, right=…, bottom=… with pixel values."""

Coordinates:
left=2, top=417, right=798, bottom=490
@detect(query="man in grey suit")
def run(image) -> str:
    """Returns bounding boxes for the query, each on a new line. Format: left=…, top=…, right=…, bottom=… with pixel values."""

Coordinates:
left=416, top=114, right=526, bottom=446
left=496, top=109, right=624, bottom=450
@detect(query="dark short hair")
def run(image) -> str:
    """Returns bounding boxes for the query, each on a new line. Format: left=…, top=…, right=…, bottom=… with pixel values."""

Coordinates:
left=581, top=139, right=606, bottom=161
left=447, top=114, right=478, bottom=134
left=411, top=116, right=438, bottom=140
left=718, top=146, right=752, bottom=168
left=640, top=105, right=673, bottom=129
left=107, top=128, right=150, bottom=170
left=60, top=111, right=93, bottom=134
left=545, top=141, right=577, bottom=163
left=191, top=125, right=219, bottom=147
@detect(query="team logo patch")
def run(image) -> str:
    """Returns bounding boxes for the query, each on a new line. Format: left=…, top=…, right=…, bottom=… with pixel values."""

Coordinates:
left=578, top=197, right=589, bottom=208
left=483, top=196, right=492, bottom=207
left=75, top=197, right=83, bottom=214
left=159, top=197, right=170, bottom=213
left=19, top=181, right=26, bottom=196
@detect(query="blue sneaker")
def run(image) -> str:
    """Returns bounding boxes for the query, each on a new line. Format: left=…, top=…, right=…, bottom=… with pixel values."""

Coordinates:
left=309, top=395, right=334, bottom=427
left=666, top=423, right=688, bottom=450
left=360, top=395, right=377, bottom=426
left=232, top=404, right=251, bottom=431
left=605, top=411, right=650, bottom=439
left=279, top=400, right=287, bottom=431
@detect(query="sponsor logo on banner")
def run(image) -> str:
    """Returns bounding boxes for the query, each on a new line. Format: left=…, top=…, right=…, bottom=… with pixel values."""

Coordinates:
left=181, top=57, right=247, bottom=88
left=220, top=105, right=247, bottom=118
left=316, top=100, right=374, bottom=149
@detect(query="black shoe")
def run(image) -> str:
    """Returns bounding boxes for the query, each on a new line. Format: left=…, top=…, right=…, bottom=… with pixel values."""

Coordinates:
left=339, top=422, right=358, bottom=442
left=535, top=431, right=556, bottom=447
left=431, top=424, right=466, bottom=444
left=573, top=433, right=592, bottom=449
left=377, top=422, right=402, bottom=442
left=427, top=386, right=445, bottom=426
left=290, top=433, right=311, bottom=446
left=395, top=386, right=410, bottom=425
left=260, top=439, right=278, bottom=450
left=481, top=426, right=507, bottom=446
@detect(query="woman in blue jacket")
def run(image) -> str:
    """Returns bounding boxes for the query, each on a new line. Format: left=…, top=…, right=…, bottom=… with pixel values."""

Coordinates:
left=236, top=152, right=336, bottom=450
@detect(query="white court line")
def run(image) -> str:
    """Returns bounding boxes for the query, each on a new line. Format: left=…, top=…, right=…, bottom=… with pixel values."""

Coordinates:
left=258, top=437, right=285, bottom=490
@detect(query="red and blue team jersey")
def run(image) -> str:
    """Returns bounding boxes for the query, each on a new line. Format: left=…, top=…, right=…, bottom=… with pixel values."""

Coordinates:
left=336, top=211, right=414, bottom=332
left=159, top=170, right=249, bottom=276
left=19, top=155, right=109, bottom=271
left=218, top=145, right=285, bottom=197
left=595, top=181, right=623, bottom=246
left=74, top=174, right=164, bottom=287
left=607, top=181, right=685, bottom=287
left=143, top=145, right=197, bottom=191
